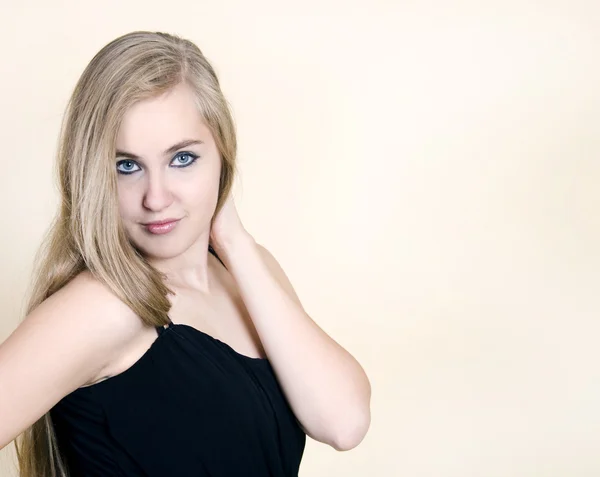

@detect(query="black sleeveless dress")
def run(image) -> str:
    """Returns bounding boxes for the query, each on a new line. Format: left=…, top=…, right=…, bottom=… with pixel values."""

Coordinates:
left=50, top=248, right=306, bottom=476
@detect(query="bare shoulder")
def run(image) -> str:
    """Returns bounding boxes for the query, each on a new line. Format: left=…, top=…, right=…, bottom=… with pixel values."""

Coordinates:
left=44, top=269, right=144, bottom=351
left=0, top=270, right=142, bottom=449
left=7, top=270, right=144, bottom=384
left=255, top=243, right=304, bottom=309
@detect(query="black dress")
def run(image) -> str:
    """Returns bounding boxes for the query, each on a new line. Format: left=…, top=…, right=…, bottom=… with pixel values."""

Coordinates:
left=50, top=248, right=306, bottom=476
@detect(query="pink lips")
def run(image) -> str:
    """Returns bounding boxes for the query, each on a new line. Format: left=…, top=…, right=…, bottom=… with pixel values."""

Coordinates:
left=144, top=219, right=180, bottom=235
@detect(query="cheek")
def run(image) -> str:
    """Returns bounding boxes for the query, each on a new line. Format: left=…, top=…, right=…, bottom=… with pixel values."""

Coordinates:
left=183, top=176, right=220, bottom=207
left=116, top=187, right=136, bottom=217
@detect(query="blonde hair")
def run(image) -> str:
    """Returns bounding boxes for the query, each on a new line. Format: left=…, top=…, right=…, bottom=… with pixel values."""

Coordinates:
left=14, top=31, right=238, bottom=476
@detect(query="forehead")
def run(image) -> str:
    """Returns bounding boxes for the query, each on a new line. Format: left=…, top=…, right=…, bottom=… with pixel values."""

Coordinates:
left=116, top=83, right=212, bottom=152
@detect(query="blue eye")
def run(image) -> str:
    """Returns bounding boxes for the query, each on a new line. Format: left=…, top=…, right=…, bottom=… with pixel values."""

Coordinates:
left=116, top=151, right=200, bottom=175
left=116, top=160, right=139, bottom=174
left=172, top=152, right=199, bottom=167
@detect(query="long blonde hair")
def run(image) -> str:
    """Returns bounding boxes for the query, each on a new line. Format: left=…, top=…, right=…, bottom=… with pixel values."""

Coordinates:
left=14, top=31, right=238, bottom=477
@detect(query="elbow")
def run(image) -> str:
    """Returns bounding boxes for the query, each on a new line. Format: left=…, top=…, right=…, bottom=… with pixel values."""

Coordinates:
left=332, top=377, right=372, bottom=451
left=331, top=410, right=371, bottom=452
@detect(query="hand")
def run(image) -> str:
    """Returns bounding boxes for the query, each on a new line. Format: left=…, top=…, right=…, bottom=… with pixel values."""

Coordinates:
left=209, top=193, right=250, bottom=253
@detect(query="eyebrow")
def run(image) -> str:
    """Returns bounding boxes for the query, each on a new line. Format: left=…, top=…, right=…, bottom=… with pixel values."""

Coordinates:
left=115, top=139, right=204, bottom=160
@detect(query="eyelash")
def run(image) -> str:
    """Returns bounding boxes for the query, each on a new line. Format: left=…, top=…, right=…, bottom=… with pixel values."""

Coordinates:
left=116, top=152, right=200, bottom=175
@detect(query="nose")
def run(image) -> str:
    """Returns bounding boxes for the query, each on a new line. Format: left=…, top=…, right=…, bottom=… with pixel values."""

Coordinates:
left=142, top=170, right=174, bottom=212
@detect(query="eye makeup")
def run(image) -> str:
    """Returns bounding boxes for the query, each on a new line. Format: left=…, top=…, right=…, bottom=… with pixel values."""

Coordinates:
left=116, top=151, right=200, bottom=175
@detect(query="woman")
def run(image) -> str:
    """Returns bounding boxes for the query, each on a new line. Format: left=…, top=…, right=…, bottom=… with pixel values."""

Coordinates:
left=0, top=31, right=371, bottom=476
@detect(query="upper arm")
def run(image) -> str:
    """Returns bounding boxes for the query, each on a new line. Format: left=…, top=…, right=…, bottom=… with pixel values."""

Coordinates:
left=256, top=246, right=321, bottom=437
left=0, top=272, right=139, bottom=450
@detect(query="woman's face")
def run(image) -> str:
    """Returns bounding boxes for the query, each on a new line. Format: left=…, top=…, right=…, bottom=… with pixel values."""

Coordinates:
left=115, top=82, right=222, bottom=260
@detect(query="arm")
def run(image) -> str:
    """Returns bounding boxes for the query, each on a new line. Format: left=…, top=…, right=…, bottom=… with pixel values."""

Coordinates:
left=0, top=272, right=139, bottom=450
left=215, top=234, right=372, bottom=451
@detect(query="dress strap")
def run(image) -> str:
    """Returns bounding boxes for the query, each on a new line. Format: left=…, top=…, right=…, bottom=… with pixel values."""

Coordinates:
left=156, top=316, right=173, bottom=336
left=208, top=244, right=227, bottom=270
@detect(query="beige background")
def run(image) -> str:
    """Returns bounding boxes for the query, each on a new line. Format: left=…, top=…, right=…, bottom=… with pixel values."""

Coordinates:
left=1, top=1, right=599, bottom=476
